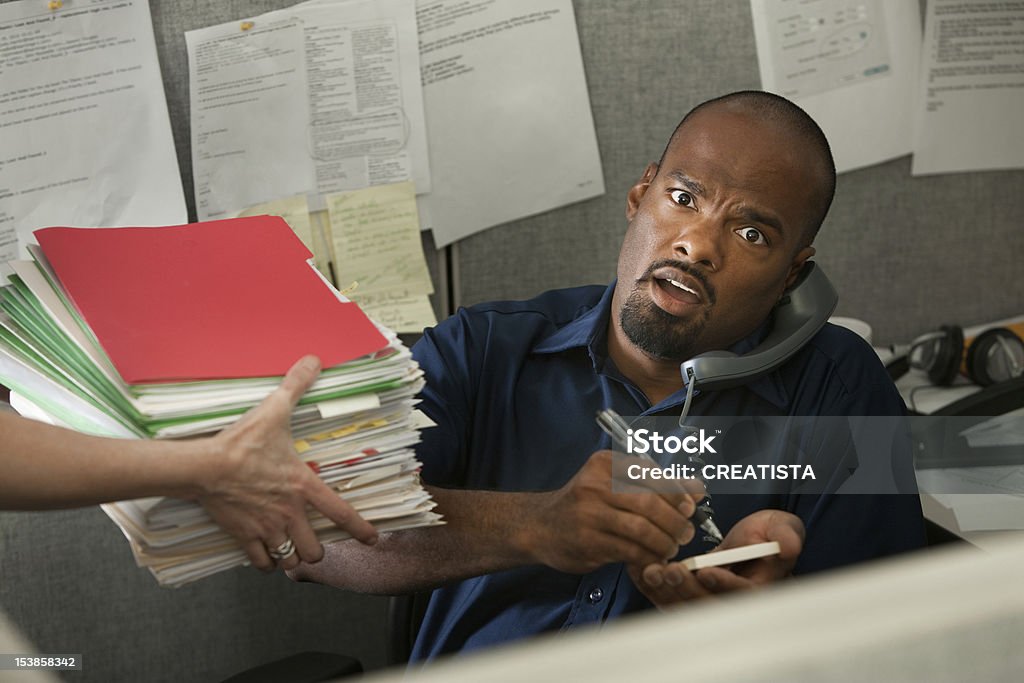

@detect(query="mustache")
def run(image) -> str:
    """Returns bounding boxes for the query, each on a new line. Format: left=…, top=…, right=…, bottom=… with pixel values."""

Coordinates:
left=638, top=259, right=716, bottom=304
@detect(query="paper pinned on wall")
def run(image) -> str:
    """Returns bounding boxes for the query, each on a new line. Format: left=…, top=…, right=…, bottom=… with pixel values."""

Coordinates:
left=911, top=0, right=1024, bottom=175
left=236, top=195, right=337, bottom=280
left=326, top=181, right=436, bottom=333
left=352, top=290, right=437, bottom=334
left=327, top=181, right=433, bottom=297
left=185, top=0, right=431, bottom=221
left=749, top=0, right=921, bottom=173
left=415, top=0, right=605, bottom=247
left=0, top=0, right=186, bottom=262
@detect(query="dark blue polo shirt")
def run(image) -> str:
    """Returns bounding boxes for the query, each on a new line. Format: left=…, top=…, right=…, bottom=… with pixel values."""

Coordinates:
left=409, top=283, right=925, bottom=662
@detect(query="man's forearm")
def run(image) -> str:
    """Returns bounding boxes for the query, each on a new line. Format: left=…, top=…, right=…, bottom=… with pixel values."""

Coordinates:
left=291, top=450, right=699, bottom=593
left=290, top=486, right=546, bottom=594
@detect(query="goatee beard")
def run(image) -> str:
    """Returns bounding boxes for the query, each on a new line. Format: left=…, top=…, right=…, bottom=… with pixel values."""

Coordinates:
left=619, top=286, right=708, bottom=361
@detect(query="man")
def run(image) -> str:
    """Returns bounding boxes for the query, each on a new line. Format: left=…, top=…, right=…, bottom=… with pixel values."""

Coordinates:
left=293, top=91, right=925, bottom=658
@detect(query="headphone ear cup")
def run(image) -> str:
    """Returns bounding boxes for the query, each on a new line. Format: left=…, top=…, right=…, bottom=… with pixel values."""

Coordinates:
left=966, top=328, right=1024, bottom=386
left=926, top=325, right=964, bottom=386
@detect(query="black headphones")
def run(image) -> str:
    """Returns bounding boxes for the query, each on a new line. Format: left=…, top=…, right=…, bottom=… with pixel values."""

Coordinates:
left=888, top=325, right=1024, bottom=387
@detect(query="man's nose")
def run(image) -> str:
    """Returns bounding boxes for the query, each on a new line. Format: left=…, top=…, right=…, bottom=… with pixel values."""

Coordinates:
left=671, top=217, right=722, bottom=271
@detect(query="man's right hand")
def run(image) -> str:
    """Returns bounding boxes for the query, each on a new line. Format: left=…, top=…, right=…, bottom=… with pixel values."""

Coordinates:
left=513, top=450, right=703, bottom=573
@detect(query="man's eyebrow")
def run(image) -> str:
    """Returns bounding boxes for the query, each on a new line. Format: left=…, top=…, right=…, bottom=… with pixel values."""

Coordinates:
left=739, top=207, right=784, bottom=235
left=665, top=170, right=706, bottom=197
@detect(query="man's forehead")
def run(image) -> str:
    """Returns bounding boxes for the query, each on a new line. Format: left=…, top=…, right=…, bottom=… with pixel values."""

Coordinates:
left=669, top=105, right=795, bottom=157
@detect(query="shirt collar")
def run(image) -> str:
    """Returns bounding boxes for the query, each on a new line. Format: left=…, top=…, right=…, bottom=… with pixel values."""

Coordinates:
left=532, top=282, right=615, bottom=356
left=532, top=281, right=790, bottom=410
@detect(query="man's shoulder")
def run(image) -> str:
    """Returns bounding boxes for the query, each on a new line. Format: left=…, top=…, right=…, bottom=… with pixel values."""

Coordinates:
left=805, top=322, right=881, bottom=368
left=791, top=322, right=902, bottom=411
left=415, top=284, right=608, bottom=360
left=459, top=284, right=607, bottom=326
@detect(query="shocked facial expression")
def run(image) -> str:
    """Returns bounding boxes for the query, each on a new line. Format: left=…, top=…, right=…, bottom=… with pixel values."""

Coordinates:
left=614, top=106, right=822, bottom=362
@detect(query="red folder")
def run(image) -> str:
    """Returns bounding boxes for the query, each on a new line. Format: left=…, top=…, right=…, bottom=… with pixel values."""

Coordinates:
left=35, top=216, right=387, bottom=383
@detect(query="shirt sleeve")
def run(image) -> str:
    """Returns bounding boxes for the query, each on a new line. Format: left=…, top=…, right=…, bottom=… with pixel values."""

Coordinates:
left=411, top=311, right=476, bottom=488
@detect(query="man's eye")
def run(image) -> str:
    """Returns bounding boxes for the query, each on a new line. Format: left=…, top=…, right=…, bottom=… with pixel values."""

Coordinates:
left=737, top=227, right=767, bottom=245
left=669, top=190, right=694, bottom=207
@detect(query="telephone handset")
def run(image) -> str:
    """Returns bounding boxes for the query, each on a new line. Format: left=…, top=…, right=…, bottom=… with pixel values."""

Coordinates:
left=679, top=262, right=838, bottom=394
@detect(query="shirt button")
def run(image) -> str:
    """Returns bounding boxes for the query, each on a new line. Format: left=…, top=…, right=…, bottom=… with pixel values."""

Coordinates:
left=588, top=587, right=604, bottom=603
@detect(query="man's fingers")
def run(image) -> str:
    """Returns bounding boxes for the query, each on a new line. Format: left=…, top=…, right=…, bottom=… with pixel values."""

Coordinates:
left=611, top=493, right=693, bottom=547
left=695, top=567, right=754, bottom=593
left=599, top=508, right=685, bottom=563
left=590, top=530, right=670, bottom=569
left=635, top=562, right=712, bottom=605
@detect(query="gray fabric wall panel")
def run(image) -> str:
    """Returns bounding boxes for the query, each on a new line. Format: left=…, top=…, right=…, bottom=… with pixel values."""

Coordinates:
left=0, top=507, right=389, bottom=681
left=819, top=159, right=1024, bottom=342
left=453, top=0, right=1024, bottom=345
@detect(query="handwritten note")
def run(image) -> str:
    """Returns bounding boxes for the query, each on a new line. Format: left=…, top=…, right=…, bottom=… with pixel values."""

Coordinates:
left=327, top=181, right=433, bottom=296
left=351, top=290, right=437, bottom=334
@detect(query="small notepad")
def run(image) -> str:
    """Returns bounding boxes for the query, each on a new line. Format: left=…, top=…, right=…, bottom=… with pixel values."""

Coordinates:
left=679, top=541, right=781, bottom=570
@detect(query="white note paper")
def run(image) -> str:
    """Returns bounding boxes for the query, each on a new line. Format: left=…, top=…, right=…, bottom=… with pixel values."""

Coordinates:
left=750, top=0, right=921, bottom=173
left=415, top=0, right=605, bottom=246
left=186, top=0, right=430, bottom=221
left=912, top=0, right=1024, bottom=175
left=0, top=0, right=186, bottom=260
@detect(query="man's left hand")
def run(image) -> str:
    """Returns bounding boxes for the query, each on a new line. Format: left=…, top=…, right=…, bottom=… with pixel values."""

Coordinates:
left=627, top=509, right=804, bottom=609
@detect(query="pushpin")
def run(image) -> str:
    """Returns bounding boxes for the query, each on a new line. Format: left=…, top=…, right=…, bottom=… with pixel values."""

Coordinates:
left=48, top=0, right=62, bottom=10
left=240, top=20, right=254, bottom=31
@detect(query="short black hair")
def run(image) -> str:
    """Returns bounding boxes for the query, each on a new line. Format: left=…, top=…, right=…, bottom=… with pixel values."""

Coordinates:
left=657, top=91, right=836, bottom=244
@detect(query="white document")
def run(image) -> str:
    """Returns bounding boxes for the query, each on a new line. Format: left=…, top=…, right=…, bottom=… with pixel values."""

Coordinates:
left=186, top=0, right=430, bottom=221
left=912, top=0, right=1024, bottom=175
left=416, top=0, right=605, bottom=247
left=750, top=0, right=921, bottom=173
left=0, top=0, right=186, bottom=261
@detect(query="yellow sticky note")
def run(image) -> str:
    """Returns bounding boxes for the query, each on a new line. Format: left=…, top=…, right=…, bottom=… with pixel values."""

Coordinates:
left=327, top=181, right=433, bottom=297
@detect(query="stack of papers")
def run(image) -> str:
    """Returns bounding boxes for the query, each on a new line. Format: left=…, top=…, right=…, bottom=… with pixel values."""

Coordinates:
left=0, top=215, right=441, bottom=586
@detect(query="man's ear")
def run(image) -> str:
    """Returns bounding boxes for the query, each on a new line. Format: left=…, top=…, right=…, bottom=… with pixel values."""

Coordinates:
left=626, top=162, right=659, bottom=220
left=784, top=246, right=816, bottom=290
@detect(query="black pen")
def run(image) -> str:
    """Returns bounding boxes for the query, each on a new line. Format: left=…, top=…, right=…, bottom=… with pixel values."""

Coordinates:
left=596, top=409, right=724, bottom=544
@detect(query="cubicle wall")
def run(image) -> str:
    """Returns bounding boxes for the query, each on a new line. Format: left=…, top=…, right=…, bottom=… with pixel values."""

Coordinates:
left=0, top=504, right=389, bottom=681
left=1, top=1, right=1022, bottom=682
left=452, top=1, right=1024, bottom=345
